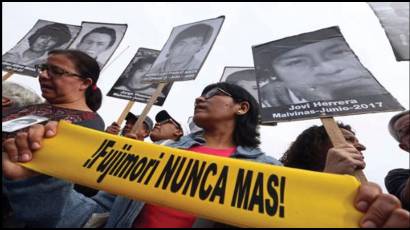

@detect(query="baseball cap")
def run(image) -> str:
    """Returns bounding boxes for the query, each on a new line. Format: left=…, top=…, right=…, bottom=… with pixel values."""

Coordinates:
left=125, top=112, right=153, bottom=131
left=388, top=110, right=409, bottom=142
left=155, top=110, right=184, bottom=135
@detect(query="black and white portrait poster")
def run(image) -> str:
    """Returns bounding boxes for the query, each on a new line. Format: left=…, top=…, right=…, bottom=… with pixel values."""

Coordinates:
left=68, top=22, right=127, bottom=69
left=107, top=48, right=173, bottom=106
left=252, top=26, right=403, bottom=123
left=368, top=2, right=409, bottom=61
left=219, top=66, right=277, bottom=126
left=2, top=115, right=49, bottom=133
left=2, top=19, right=81, bottom=77
left=219, top=66, right=260, bottom=104
left=142, top=16, right=225, bottom=83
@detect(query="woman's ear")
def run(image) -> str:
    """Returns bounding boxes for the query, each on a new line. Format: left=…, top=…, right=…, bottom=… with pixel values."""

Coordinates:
left=236, top=101, right=250, bottom=115
left=80, top=78, right=93, bottom=91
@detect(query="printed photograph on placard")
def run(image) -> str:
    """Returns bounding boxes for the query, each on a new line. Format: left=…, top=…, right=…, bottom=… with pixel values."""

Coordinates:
left=107, top=48, right=173, bottom=106
left=219, top=66, right=260, bottom=104
left=2, top=115, right=49, bottom=133
left=2, top=19, right=81, bottom=77
left=142, top=16, right=225, bottom=83
left=68, top=21, right=127, bottom=69
left=368, top=2, right=409, bottom=61
left=252, top=26, right=403, bottom=122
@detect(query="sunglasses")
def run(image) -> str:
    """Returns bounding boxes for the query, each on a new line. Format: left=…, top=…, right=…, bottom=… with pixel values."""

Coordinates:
left=157, top=118, right=181, bottom=130
left=201, top=87, right=232, bottom=99
left=35, top=63, right=82, bottom=78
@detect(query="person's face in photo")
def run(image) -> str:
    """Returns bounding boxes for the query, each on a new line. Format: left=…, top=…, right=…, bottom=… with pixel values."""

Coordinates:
left=30, top=34, right=58, bottom=53
left=235, top=80, right=258, bottom=101
left=129, top=63, right=153, bottom=87
left=77, top=32, right=112, bottom=59
left=168, top=36, right=204, bottom=62
left=272, top=37, right=383, bottom=100
left=12, top=119, right=35, bottom=126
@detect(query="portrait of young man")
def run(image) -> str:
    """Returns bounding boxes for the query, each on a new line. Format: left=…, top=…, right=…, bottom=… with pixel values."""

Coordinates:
left=68, top=22, right=127, bottom=68
left=2, top=19, right=80, bottom=77
left=143, top=16, right=225, bottom=82
left=252, top=26, right=403, bottom=122
left=107, top=48, right=173, bottom=106
left=220, top=67, right=259, bottom=104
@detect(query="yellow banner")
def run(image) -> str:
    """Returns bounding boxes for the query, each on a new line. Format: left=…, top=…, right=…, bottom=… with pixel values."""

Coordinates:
left=22, top=121, right=362, bottom=227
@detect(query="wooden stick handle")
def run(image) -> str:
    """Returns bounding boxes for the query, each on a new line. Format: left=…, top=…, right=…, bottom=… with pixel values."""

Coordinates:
left=129, top=83, right=166, bottom=134
left=320, top=117, right=368, bottom=183
left=116, top=101, right=135, bottom=126
left=2, top=71, right=14, bottom=81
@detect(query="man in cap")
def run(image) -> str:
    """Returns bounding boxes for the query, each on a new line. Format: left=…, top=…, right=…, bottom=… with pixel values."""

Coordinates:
left=105, top=112, right=153, bottom=141
left=150, top=110, right=184, bottom=145
left=385, top=110, right=410, bottom=211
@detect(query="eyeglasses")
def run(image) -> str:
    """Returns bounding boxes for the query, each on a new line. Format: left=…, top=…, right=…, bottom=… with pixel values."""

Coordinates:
left=35, top=63, right=82, bottom=78
left=201, top=87, right=232, bottom=99
left=157, top=118, right=181, bottom=130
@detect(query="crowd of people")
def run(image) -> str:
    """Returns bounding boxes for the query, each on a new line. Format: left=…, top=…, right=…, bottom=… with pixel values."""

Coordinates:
left=2, top=47, right=409, bottom=227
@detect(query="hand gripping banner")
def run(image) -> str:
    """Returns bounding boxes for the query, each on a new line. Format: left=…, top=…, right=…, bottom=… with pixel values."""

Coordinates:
left=21, top=121, right=363, bottom=227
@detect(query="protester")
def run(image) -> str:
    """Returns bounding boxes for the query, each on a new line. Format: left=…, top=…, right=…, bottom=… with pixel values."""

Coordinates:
left=2, top=82, right=282, bottom=227
left=150, top=110, right=184, bottom=145
left=2, top=49, right=105, bottom=198
left=385, top=110, right=410, bottom=211
left=2, top=82, right=43, bottom=228
left=105, top=112, right=153, bottom=141
left=2, top=49, right=106, bottom=227
left=280, top=122, right=366, bottom=175
left=2, top=81, right=44, bottom=116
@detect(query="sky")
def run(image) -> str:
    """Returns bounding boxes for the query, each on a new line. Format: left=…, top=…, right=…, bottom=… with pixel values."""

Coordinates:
left=2, top=2, right=409, bottom=191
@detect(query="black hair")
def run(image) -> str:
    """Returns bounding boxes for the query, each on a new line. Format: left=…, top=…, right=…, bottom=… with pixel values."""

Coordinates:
left=80, top=27, right=116, bottom=48
left=225, top=69, right=256, bottom=83
left=127, top=56, right=156, bottom=78
left=280, top=122, right=354, bottom=172
left=122, top=56, right=157, bottom=90
left=48, top=49, right=102, bottom=112
left=170, top=23, right=213, bottom=50
left=201, top=82, right=261, bottom=148
left=28, top=23, right=72, bottom=50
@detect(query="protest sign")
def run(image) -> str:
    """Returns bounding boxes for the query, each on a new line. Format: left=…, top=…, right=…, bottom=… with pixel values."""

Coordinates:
left=252, top=26, right=403, bottom=123
left=21, top=121, right=364, bottom=227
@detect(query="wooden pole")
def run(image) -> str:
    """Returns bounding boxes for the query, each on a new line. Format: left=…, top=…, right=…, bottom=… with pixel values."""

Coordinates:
left=2, top=71, right=14, bottom=81
left=320, top=117, right=368, bottom=183
left=116, top=101, right=135, bottom=126
left=129, top=83, right=167, bottom=134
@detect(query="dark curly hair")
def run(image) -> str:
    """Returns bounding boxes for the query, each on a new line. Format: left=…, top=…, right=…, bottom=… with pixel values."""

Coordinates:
left=28, top=23, right=72, bottom=50
left=280, top=122, right=354, bottom=172
left=199, top=82, right=261, bottom=148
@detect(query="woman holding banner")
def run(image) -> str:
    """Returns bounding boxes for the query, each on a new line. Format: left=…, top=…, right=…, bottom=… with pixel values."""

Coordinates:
left=280, top=122, right=367, bottom=174
left=2, top=83, right=409, bottom=227
left=2, top=49, right=105, bottom=197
